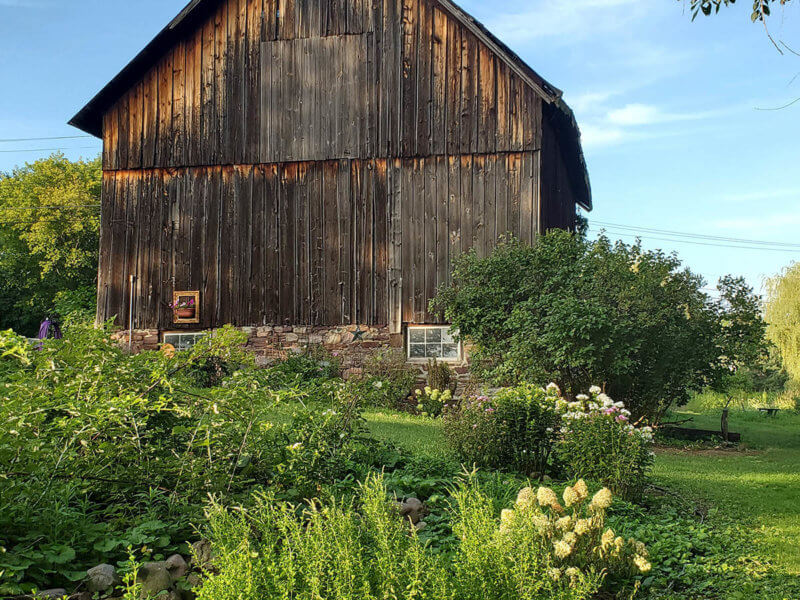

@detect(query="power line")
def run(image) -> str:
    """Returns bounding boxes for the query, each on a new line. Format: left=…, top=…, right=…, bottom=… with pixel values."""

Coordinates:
left=591, top=220, right=800, bottom=249
left=591, top=227, right=800, bottom=253
left=0, top=135, right=94, bottom=143
left=0, top=146, right=100, bottom=154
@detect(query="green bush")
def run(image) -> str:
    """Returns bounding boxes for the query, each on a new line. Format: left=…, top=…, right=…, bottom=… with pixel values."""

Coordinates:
left=267, top=344, right=341, bottom=383
left=557, top=390, right=654, bottom=501
left=359, top=349, right=418, bottom=408
left=432, top=231, right=729, bottom=421
left=415, top=386, right=453, bottom=417
left=197, top=476, right=630, bottom=600
left=427, top=358, right=457, bottom=394
left=198, top=476, right=450, bottom=600
left=0, top=323, right=371, bottom=594
left=263, top=391, right=383, bottom=501
left=444, top=384, right=563, bottom=476
left=181, top=327, right=253, bottom=387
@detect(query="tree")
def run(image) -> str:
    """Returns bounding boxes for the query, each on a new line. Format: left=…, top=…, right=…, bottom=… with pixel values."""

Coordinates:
left=684, top=0, right=792, bottom=23
left=765, top=263, right=800, bottom=381
left=0, top=153, right=101, bottom=335
left=432, top=231, right=722, bottom=421
left=715, top=275, right=769, bottom=376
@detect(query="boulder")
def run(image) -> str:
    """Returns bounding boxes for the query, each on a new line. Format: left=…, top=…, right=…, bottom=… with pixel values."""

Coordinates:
left=86, top=564, right=121, bottom=593
left=414, top=521, right=428, bottom=533
left=33, top=589, right=68, bottom=599
left=191, top=540, right=213, bottom=571
left=399, top=498, right=426, bottom=525
left=138, top=562, right=172, bottom=597
left=165, top=554, right=189, bottom=579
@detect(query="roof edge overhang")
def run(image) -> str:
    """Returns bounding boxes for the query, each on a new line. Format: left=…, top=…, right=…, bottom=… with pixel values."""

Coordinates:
left=68, top=0, right=214, bottom=137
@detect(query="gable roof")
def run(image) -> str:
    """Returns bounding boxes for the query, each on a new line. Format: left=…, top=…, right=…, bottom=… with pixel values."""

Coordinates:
left=68, top=0, right=591, bottom=211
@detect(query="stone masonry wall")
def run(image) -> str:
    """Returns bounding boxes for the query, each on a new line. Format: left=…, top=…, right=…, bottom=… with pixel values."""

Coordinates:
left=112, top=326, right=472, bottom=390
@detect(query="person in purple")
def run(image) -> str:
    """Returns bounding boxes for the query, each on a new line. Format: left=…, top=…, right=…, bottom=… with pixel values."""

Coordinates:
left=36, top=314, right=63, bottom=348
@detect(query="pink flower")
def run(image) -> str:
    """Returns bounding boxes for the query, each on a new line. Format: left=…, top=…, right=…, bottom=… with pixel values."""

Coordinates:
left=616, top=415, right=629, bottom=423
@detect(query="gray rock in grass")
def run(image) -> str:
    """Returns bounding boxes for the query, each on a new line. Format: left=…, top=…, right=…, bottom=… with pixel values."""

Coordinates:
left=86, top=564, right=121, bottom=593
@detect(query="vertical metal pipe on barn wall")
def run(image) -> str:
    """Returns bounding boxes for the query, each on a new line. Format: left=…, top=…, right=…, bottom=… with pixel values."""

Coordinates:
left=128, top=275, right=135, bottom=352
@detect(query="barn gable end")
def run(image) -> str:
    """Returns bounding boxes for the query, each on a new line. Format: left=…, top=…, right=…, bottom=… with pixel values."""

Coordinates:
left=71, top=0, right=592, bottom=339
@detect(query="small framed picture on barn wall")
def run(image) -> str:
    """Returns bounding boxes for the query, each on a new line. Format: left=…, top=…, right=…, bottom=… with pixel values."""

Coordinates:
left=171, top=291, right=200, bottom=324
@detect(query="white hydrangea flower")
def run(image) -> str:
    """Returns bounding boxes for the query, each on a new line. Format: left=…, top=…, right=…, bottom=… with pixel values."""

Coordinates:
left=589, top=385, right=602, bottom=395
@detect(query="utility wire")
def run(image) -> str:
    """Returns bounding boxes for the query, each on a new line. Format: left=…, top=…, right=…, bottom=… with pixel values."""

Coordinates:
left=0, top=146, right=99, bottom=154
left=591, top=227, right=800, bottom=253
left=0, top=135, right=94, bottom=143
left=591, top=220, right=800, bottom=249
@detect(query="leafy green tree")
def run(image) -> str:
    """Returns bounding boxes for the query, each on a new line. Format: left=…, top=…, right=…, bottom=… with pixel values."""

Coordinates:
left=765, top=262, right=800, bottom=381
left=432, top=232, right=723, bottom=421
left=715, top=276, right=769, bottom=375
left=0, top=153, right=101, bottom=334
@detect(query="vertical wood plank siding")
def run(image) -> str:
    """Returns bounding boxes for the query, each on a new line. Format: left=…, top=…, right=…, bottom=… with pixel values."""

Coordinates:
left=101, top=152, right=540, bottom=328
left=101, top=0, right=542, bottom=169
left=96, top=0, right=579, bottom=330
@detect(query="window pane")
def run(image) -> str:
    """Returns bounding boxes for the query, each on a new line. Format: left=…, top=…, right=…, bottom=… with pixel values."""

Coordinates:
left=426, top=328, right=442, bottom=343
left=409, top=344, right=427, bottom=359
left=441, top=329, right=455, bottom=344
left=426, top=344, right=443, bottom=358
left=409, top=329, right=426, bottom=344
left=442, top=344, right=459, bottom=359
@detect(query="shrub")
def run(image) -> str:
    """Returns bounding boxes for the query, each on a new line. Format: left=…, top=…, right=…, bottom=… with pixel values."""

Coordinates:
left=197, top=476, right=628, bottom=600
left=181, top=327, right=253, bottom=387
left=267, top=344, right=341, bottom=384
left=427, top=358, right=457, bottom=393
left=360, top=349, right=418, bottom=408
left=557, top=389, right=654, bottom=501
left=197, top=476, right=450, bottom=600
left=444, top=384, right=564, bottom=476
left=0, top=323, right=358, bottom=593
left=476, top=481, right=651, bottom=596
left=415, top=386, right=453, bottom=417
left=432, top=231, right=726, bottom=421
left=263, top=391, right=381, bottom=500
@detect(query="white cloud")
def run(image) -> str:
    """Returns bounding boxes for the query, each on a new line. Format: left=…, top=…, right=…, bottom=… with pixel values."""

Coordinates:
left=607, top=104, right=662, bottom=126
left=579, top=124, right=626, bottom=148
left=481, top=0, right=644, bottom=44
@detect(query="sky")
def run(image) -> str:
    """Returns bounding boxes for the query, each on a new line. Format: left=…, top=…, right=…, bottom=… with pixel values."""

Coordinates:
left=1, top=0, right=798, bottom=294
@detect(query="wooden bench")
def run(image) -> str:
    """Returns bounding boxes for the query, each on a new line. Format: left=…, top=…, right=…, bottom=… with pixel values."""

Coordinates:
left=758, top=408, right=781, bottom=417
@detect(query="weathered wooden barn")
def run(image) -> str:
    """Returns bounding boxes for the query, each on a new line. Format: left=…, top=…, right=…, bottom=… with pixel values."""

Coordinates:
left=70, top=0, right=591, bottom=359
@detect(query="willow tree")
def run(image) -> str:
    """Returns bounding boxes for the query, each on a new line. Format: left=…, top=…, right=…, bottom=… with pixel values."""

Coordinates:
left=765, top=263, right=800, bottom=381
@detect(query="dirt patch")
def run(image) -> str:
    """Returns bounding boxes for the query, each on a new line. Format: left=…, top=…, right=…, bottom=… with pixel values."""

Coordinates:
left=655, top=446, right=761, bottom=457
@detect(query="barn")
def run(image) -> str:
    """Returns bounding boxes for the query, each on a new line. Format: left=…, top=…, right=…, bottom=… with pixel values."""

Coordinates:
left=69, top=0, right=592, bottom=364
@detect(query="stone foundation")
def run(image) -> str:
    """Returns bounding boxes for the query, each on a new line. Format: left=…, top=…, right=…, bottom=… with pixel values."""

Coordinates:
left=112, top=325, right=472, bottom=391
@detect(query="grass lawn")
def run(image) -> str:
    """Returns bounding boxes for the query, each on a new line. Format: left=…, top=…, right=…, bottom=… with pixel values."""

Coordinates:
left=363, top=403, right=800, bottom=582
left=653, top=407, right=800, bottom=575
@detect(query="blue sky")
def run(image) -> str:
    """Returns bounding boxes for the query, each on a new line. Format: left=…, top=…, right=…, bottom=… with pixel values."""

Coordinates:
left=1, top=0, right=798, bottom=294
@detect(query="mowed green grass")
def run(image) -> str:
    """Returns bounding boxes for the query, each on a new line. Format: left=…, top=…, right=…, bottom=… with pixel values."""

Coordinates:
left=363, top=401, right=800, bottom=575
left=653, top=407, right=800, bottom=574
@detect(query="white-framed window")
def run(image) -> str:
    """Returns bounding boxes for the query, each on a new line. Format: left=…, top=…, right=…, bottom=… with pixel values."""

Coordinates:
left=163, top=332, right=206, bottom=351
left=407, top=325, right=461, bottom=361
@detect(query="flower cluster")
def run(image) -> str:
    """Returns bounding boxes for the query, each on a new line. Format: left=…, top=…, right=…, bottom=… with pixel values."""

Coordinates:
left=498, top=482, right=651, bottom=589
left=415, top=386, right=453, bottom=418
left=169, top=297, right=196, bottom=310
left=559, top=388, right=654, bottom=443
